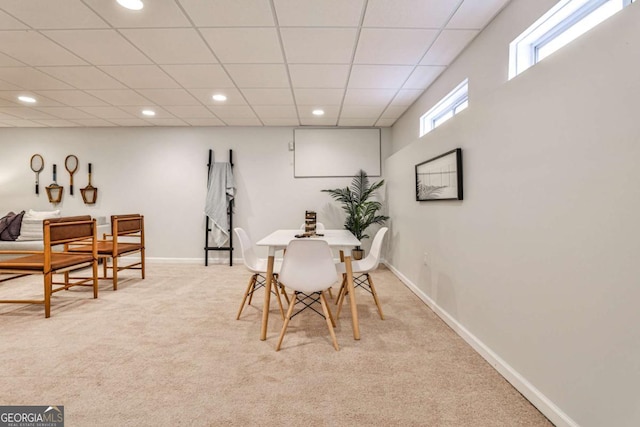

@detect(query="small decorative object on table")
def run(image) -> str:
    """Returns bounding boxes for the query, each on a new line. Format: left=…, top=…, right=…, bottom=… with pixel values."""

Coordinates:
left=45, top=164, right=63, bottom=204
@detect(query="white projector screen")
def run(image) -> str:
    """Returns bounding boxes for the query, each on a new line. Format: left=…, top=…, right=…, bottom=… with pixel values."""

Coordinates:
left=293, top=128, right=381, bottom=178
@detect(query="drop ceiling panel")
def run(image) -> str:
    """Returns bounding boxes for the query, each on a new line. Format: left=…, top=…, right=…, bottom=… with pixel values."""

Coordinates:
left=86, top=89, right=153, bottom=106
left=34, top=90, right=110, bottom=106
left=200, top=28, right=283, bottom=63
left=343, top=89, right=397, bottom=106
left=121, top=29, right=217, bottom=64
left=0, top=107, right=56, bottom=120
left=281, top=28, right=357, bottom=63
left=420, top=29, right=479, bottom=66
left=448, top=0, right=511, bottom=29
left=209, top=105, right=258, bottom=119
left=44, top=30, right=152, bottom=66
left=403, top=65, right=446, bottom=89
left=253, top=105, right=298, bottom=119
left=0, top=10, right=29, bottom=29
left=34, top=107, right=98, bottom=119
left=0, top=31, right=86, bottom=66
left=98, top=65, right=180, bottom=89
left=225, top=64, right=289, bottom=88
left=83, top=0, right=191, bottom=28
left=289, top=64, right=350, bottom=89
left=0, top=0, right=108, bottom=29
left=0, top=67, right=72, bottom=90
left=241, top=88, right=294, bottom=106
left=274, top=0, right=364, bottom=27
left=188, top=88, right=247, bottom=106
left=354, top=29, right=439, bottom=65
left=294, top=89, right=345, bottom=106
left=363, top=0, right=459, bottom=28
left=0, top=0, right=506, bottom=128
left=37, top=66, right=126, bottom=90
left=164, top=105, right=216, bottom=119
left=135, top=88, right=200, bottom=106
left=348, top=65, right=414, bottom=89
left=177, top=0, right=275, bottom=27
left=161, top=65, right=234, bottom=89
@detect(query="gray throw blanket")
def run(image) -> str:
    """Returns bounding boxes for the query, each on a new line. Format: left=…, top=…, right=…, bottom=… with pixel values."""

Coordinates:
left=205, top=162, right=235, bottom=247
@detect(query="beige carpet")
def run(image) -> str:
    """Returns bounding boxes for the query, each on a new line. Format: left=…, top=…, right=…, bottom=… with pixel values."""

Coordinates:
left=0, top=264, right=552, bottom=426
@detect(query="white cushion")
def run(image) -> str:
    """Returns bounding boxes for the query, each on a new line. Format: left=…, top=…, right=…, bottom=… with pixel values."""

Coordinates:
left=16, top=209, right=61, bottom=241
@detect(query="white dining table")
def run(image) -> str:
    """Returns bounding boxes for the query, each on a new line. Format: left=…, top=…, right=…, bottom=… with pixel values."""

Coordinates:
left=255, top=229, right=361, bottom=341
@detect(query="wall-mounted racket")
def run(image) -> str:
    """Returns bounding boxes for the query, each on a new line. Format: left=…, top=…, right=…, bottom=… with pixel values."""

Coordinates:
left=30, top=154, right=44, bottom=195
left=65, top=154, right=78, bottom=195
left=45, top=164, right=63, bottom=204
left=80, top=163, right=98, bottom=205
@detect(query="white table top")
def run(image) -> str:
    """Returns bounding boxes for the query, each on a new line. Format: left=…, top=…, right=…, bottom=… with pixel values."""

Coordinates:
left=256, top=229, right=360, bottom=253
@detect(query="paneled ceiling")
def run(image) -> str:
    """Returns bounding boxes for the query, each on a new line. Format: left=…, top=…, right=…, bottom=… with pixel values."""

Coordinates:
left=0, top=0, right=510, bottom=128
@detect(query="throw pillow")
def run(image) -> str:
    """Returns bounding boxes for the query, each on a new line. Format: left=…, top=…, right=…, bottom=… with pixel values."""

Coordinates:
left=16, top=209, right=61, bottom=241
left=0, top=210, right=25, bottom=241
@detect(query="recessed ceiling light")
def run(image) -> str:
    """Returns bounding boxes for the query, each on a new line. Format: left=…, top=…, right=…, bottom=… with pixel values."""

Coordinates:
left=312, top=109, right=325, bottom=116
left=18, top=95, right=36, bottom=103
left=142, top=109, right=155, bottom=116
left=212, top=94, right=227, bottom=102
left=116, top=0, right=144, bottom=11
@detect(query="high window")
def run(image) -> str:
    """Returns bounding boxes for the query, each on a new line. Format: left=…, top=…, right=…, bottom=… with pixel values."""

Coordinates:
left=509, top=0, right=634, bottom=79
left=419, top=79, right=468, bottom=137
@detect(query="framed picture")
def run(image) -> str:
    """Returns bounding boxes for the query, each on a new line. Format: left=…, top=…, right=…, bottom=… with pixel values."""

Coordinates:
left=415, top=148, right=463, bottom=201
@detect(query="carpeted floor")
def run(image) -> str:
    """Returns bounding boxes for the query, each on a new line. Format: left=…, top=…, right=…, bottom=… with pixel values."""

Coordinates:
left=0, top=264, right=552, bottom=426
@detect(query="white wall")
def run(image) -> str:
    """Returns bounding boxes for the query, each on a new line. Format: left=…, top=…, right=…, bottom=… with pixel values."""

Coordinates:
left=385, top=1, right=640, bottom=426
left=0, top=126, right=391, bottom=262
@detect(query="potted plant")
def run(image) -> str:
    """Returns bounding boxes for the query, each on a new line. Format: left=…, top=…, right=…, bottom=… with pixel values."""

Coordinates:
left=322, top=170, right=389, bottom=260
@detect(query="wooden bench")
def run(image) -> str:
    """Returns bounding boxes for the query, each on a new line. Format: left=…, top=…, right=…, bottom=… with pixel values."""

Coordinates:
left=0, top=216, right=98, bottom=318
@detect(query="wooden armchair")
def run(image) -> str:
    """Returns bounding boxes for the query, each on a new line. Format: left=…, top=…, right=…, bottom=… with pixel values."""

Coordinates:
left=71, top=214, right=145, bottom=290
left=0, top=216, right=98, bottom=318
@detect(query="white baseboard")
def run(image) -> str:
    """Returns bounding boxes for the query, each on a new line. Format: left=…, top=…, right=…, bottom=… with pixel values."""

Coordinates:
left=383, top=262, right=578, bottom=427
left=146, top=257, right=242, bottom=265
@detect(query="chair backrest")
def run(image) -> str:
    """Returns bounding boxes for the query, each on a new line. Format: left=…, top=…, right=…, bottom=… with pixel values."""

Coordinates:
left=361, top=227, right=388, bottom=271
left=45, top=215, right=94, bottom=245
left=278, top=239, right=338, bottom=293
left=234, top=227, right=260, bottom=270
left=112, top=214, right=144, bottom=237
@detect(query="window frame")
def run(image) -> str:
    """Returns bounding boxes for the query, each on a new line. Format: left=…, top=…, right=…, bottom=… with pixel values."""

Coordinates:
left=509, top=0, right=634, bottom=79
left=419, top=79, right=469, bottom=137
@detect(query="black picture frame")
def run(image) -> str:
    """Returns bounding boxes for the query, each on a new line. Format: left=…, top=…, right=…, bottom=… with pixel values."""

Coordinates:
left=415, top=148, right=463, bottom=201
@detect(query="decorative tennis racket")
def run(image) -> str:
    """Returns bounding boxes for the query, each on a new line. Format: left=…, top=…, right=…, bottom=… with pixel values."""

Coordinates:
left=65, top=155, right=79, bottom=195
left=81, top=163, right=98, bottom=204
left=30, top=154, right=44, bottom=194
left=45, top=164, right=64, bottom=204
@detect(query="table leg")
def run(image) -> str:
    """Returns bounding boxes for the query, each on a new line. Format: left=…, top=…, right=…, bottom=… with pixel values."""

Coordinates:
left=344, top=255, right=360, bottom=340
left=260, top=255, right=275, bottom=341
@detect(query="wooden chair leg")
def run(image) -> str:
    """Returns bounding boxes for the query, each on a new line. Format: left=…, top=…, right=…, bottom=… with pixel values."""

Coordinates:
left=335, top=277, right=346, bottom=305
left=92, top=259, right=99, bottom=299
left=320, top=292, right=339, bottom=351
left=276, top=291, right=298, bottom=351
left=236, top=275, right=257, bottom=320
left=336, top=278, right=348, bottom=317
left=272, top=279, right=286, bottom=320
left=366, top=274, right=384, bottom=320
left=112, top=256, right=118, bottom=291
left=247, top=274, right=258, bottom=306
left=44, top=272, right=52, bottom=318
left=140, top=247, right=146, bottom=279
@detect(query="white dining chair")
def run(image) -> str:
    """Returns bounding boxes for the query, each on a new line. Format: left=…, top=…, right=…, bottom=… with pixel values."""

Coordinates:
left=335, top=227, right=388, bottom=320
left=276, top=239, right=340, bottom=351
left=234, top=227, right=286, bottom=320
